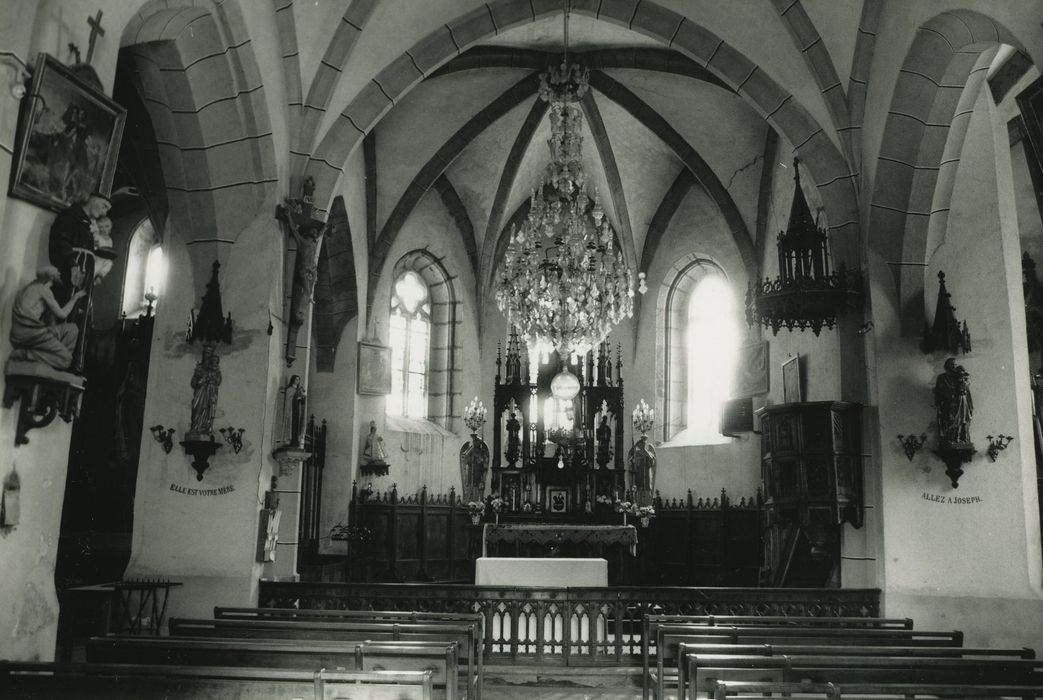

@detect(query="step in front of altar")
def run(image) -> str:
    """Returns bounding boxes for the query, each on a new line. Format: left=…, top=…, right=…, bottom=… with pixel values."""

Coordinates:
left=484, top=664, right=641, bottom=688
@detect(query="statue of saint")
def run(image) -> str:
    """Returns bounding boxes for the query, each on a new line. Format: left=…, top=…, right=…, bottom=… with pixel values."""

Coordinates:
left=48, top=193, right=110, bottom=303
left=595, top=415, right=612, bottom=468
left=281, top=374, right=307, bottom=447
left=361, top=420, right=388, bottom=466
left=189, top=345, right=222, bottom=438
left=459, top=433, right=491, bottom=502
left=505, top=406, right=521, bottom=468
left=628, top=435, right=657, bottom=492
left=935, top=358, right=973, bottom=446
left=8, top=267, right=85, bottom=371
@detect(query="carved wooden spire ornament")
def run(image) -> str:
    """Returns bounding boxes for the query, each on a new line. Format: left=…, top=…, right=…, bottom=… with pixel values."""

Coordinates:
left=922, top=271, right=971, bottom=355
left=746, top=159, right=862, bottom=335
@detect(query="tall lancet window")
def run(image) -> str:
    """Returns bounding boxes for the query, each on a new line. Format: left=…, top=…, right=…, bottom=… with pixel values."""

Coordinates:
left=388, top=271, right=430, bottom=418
left=121, top=217, right=164, bottom=318
left=685, top=275, right=740, bottom=444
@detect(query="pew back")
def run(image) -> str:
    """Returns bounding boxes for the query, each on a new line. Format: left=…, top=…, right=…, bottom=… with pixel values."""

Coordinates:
left=170, top=617, right=480, bottom=699
left=686, top=654, right=1043, bottom=700
left=0, top=662, right=433, bottom=700
left=356, top=642, right=458, bottom=700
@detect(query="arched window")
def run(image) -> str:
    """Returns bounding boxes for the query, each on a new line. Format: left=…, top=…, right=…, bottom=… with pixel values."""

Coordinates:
left=386, top=251, right=460, bottom=429
left=388, top=271, right=430, bottom=418
left=683, top=275, right=740, bottom=444
left=121, top=218, right=164, bottom=318
left=656, top=256, right=740, bottom=444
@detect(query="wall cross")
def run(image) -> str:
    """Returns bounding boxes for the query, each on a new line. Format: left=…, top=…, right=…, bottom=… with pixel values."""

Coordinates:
left=86, top=10, right=105, bottom=65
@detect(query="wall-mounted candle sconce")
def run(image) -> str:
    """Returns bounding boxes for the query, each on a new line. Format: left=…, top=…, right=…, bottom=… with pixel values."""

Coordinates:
left=986, top=434, right=1014, bottom=462
left=150, top=425, right=175, bottom=454
left=897, top=433, right=927, bottom=461
left=220, top=427, right=245, bottom=454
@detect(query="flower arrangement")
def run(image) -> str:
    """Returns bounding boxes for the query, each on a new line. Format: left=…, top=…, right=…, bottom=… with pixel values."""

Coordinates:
left=466, top=501, right=486, bottom=517
left=595, top=494, right=613, bottom=505
left=632, top=399, right=655, bottom=436
left=330, top=523, right=372, bottom=542
left=463, top=397, right=487, bottom=433
left=637, top=505, right=656, bottom=518
left=614, top=500, right=638, bottom=515
left=489, top=496, right=507, bottom=513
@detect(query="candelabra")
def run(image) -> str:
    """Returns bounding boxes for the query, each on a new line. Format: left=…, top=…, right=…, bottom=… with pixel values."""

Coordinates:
left=896, top=433, right=927, bottom=461
left=220, top=427, right=246, bottom=454
left=986, top=434, right=1014, bottom=462
left=150, top=425, right=175, bottom=454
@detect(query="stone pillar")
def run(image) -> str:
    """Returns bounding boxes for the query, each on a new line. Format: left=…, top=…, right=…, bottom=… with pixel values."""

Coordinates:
left=124, top=210, right=285, bottom=619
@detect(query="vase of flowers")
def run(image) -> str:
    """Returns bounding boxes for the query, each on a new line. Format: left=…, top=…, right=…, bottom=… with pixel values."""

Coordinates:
left=615, top=500, right=637, bottom=526
left=466, top=501, right=485, bottom=525
left=489, top=495, right=506, bottom=524
left=637, top=505, right=656, bottom=527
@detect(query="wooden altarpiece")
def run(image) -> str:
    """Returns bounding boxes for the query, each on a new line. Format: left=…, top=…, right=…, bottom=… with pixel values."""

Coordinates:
left=491, top=331, right=628, bottom=513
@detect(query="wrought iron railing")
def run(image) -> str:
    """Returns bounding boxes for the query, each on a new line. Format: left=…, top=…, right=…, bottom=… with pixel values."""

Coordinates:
left=258, top=581, right=880, bottom=666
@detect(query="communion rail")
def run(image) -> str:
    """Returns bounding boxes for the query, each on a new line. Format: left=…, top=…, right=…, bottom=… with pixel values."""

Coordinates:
left=257, top=581, right=880, bottom=666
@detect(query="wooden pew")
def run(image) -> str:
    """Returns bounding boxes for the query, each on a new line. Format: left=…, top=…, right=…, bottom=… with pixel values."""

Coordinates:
left=216, top=606, right=483, bottom=629
left=641, top=616, right=915, bottom=700
left=87, top=636, right=459, bottom=700
left=672, top=641, right=1037, bottom=700
left=712, top=680, right=1043, bottom=699
left=685, top=654, right=1043, bottom=700
left=357, top=642, right=459, bottom=700
left=0, top=662, right=433, bottom=700
left=648, top=624, right=964, bottom=700
left=170, top=617, right=481, bottom=700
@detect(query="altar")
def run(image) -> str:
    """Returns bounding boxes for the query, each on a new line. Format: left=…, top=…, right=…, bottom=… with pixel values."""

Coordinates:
left=475, top=557, right=607, bottom=587
left=481, top=523, right=638, bottom=557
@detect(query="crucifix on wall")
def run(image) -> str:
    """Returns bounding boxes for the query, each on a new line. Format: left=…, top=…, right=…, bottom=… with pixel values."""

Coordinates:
left=86, top=10, right=105, bottom=66
left=276, top=176, right=330, bottom=367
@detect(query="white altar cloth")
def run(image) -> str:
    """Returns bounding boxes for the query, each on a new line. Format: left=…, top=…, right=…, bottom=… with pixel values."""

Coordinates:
left=474, top=557, right=608, bottom=587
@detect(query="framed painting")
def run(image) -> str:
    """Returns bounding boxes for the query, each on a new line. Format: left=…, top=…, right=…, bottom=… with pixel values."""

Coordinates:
left=357, top=341, right=391, bottom=396
left=547, top=487, right=569, bottom=514
left=782, top=354, right=803, bottom=404
left=9, top=53, right=126, bottom=212
left=733, top=340, right=769, bottom=398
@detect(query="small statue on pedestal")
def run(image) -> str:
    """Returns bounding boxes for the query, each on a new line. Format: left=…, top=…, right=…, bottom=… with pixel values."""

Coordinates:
left=595, top=415, right=612, bottom=469
left=935, top=358, right=973, bottom=447
left=505, top=401, right=521, bottom=468
left=360, top=420, right=390, bottom=476
left=187, top=344, right=221, bottom=440
left=933, top=358, right=976, bottom=487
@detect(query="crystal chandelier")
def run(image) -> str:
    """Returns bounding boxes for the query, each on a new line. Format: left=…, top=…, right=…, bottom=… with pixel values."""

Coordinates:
left=494, top=6, right=644, bottom=357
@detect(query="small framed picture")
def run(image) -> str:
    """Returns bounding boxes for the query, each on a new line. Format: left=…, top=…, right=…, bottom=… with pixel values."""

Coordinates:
left=547, top=487, right=569, bottom=514
left=9, top=53, right=126, bottom=211
left=357, top=341, right=391, bottom=396
left=733, top=340, right=769, bottom=397
left=782, top=354, right=803, bottom=403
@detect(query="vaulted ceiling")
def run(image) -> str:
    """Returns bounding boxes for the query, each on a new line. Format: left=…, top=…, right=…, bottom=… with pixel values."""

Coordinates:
left=369, top=15, right=772, bottom=298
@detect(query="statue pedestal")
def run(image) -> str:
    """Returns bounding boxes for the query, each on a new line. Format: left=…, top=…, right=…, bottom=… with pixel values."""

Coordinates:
left=180, top=433, right=222, bottom=481
left=360, top=461, right=390, bottom=478
left=2, top=360, right=85, bottom=446
left=935, top=442, right=976, bottom=488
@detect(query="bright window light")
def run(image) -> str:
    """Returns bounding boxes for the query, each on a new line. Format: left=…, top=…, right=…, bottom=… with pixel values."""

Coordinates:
left=388, top=272, right=430, bottom=418
left=685, top=276, right=740, bottom=444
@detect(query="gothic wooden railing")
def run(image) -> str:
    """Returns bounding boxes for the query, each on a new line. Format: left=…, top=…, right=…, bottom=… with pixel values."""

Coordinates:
left=258, top=581, right=881, bottom=666
left=297, top=416, right=327, bottom=563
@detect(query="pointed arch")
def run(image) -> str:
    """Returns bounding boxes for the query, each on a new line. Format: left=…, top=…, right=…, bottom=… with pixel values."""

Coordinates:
left=867, top=9, right=1024, bottom=333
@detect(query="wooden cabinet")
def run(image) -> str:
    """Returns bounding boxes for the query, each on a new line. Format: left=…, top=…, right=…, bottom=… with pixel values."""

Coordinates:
left=757, top=401, right=863, bottom=586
